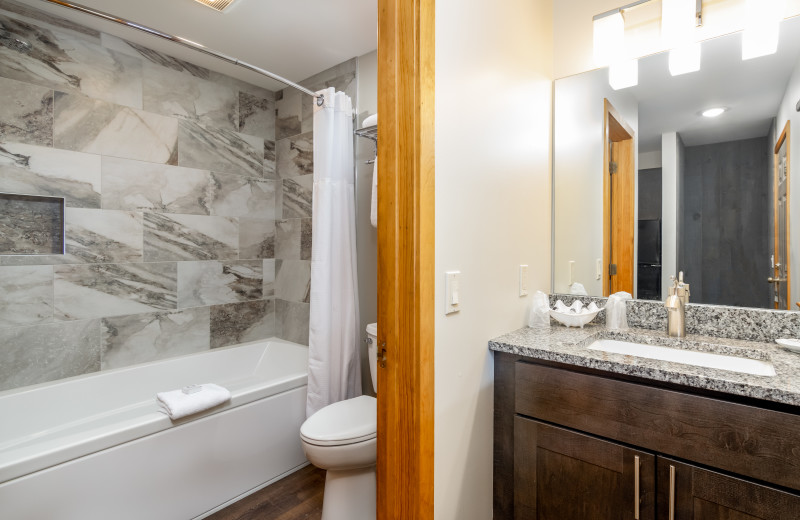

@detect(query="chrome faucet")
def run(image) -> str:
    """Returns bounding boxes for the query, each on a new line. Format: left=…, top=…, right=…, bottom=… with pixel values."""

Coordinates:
left=665, top=271, right=690, bottom=337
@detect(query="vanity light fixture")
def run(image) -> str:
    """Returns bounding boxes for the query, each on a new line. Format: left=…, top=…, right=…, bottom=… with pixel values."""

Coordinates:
left=593, top=11, right=625, bottom=67
left=742, top=0, right=784, bottom=60
left=702, top=107, right=726, bottom=118
left=192, top=0, right=237, bottom=12
left=609, top=59, right=639, bottom=90
left=669, top=43, right=701, bottom=75
left=663, top=0, right=701, bottom=75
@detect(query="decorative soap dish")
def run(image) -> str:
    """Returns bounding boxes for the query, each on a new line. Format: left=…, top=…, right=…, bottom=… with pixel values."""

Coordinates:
left=776, top=338, right=800, bottom=354
left=550, top=300, right=602, bottom=328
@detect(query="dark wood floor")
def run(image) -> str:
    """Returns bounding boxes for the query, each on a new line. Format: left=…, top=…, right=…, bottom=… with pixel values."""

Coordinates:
left=208, top=465, right=326, bottom=520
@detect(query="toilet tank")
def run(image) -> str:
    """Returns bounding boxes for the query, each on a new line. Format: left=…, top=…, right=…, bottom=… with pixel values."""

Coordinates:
left=366, top=323, right=378, bottom=393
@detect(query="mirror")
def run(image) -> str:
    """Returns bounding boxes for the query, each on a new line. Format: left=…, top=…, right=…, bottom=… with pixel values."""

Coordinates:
left=553, top=15, right=800, bottom=310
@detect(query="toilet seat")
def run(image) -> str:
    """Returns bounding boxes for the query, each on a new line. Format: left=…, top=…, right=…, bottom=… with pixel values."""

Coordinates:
left=300, top=395, right=377, bottom=447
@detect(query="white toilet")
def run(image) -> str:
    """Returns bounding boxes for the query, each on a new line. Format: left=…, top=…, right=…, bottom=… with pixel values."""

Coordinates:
left=300, top=322, right=378, bottom=520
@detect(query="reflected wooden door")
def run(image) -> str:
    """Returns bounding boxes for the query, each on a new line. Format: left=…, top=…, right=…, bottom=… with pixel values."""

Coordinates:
left=772, top=122, right=790, bottom=309
left=603, top=99, right=635, bottom=296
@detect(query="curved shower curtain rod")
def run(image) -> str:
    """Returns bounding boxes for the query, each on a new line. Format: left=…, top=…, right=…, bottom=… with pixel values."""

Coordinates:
left=39, top=0, right=326, bottom=106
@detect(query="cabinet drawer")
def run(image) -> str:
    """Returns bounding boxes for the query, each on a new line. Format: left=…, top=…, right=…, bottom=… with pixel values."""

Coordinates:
left=515, top=362, right=800, bottom=490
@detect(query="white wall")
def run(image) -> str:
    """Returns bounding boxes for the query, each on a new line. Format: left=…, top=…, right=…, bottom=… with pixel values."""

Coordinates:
left=355, top=50, right=378, bottom=395
left=552, top=70, right=638, bottom=295
left=776, top=57, right=800, bottom=308
left=661, top=132, right=684, bottom=294
left=639, top=150, right=663, bottom=170
left=554, top=0, right=800, bottom=79
left=434, top=0, right=553, bottom=517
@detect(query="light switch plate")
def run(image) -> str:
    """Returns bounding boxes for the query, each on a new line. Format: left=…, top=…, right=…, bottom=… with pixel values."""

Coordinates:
left=446, top=271, right=461, bottom=315
left=519, top=265, right=529, bottom=296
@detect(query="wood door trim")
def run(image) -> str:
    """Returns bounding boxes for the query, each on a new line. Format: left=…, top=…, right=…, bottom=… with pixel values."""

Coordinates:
left=774, top=121, right=791, bottom=309
left=603, top=99, right=635, bottom=296
left=377, top=0, right=435, bottom=519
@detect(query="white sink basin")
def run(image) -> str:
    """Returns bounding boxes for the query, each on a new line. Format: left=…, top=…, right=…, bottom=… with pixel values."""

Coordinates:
left=588, top=339, right=776, bottom=377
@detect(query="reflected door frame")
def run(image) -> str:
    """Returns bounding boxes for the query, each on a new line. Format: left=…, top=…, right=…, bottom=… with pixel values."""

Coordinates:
left=773, top=121, right=791, bottom=310
left=603, top=99, right=636, bottom=297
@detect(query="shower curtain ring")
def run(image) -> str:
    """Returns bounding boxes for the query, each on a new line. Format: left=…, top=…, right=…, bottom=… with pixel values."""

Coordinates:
left=316, top=94, right=325, bottom=106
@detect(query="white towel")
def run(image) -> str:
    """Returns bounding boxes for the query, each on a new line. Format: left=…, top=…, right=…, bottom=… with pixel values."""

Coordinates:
left=156, top=383, right=231, bottom=420
left=370, top=156, right=378, bottom=228
left=363, top=113, right=378, bottom=127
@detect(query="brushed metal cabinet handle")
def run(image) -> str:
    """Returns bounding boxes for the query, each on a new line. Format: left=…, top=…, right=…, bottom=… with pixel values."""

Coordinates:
left=634, top=455, right=641, bottom=520
left=669, top=464, right=676, bottom=520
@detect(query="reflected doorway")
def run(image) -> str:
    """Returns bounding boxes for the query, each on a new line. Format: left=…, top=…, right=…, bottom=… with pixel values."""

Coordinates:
left=773, top=122, right=791, bottom=309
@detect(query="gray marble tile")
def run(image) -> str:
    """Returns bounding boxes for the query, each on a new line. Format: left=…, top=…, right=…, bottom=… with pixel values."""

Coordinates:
left=264, top=140, right=276, bottom=179
left=301, top=218, right=313, bottom=260
left=210, top=299, right=276, bottom=348
left=0, top=14, right=142, bottom=108
left=276, top=132, right=313, bottom=178
left=54, top=92, right=178, bottom=165
left=0, top=193, right=63, bottom=255
left=101, top=307, right=210, bottom=370
left=143, top=62, right=238, bottom=131
left=275, top=88, right=302, bottom=140
left=275, top=259, right=311, bottom=303
left=239, top=218, right=275, bottom=260
left=0, top=76, right=53, bottom=146
left=282, top=175, right=313, bottom=218
left=177, top=119, right=263, bottom=178
left=0, top=142, right=101, bottom=208
left=100, top=33, right=213, bottom=80
left=143, top=212, right=239, bottom=261
left=209, top=173, right=276, bottom=218
left=64, top=208, right=143, bottom=264
left=178, top=260, right=263, bottom=308
left=0, top=0, right=101, bottom=41
left=238, top=91, right=275, bottom=140
left=276, top=299, right=309, bottom=345
left=297, top=58, right=357, bottom=134
left=263, top=259, right=275, bottom=298
left=0, top=319, right=101, bottom=392
left=101, top=157, right=213, bottom=215
left=275, top=219, right=302, bottom=260
left=0, top=265, right=53, bottom=328
left=54, top=262, right=177, bottom=320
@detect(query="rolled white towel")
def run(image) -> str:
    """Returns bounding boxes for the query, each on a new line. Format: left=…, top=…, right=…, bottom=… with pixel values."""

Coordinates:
left=363, top=113, right=377, bottom=127
left=156, top=383, right=231, bottom=420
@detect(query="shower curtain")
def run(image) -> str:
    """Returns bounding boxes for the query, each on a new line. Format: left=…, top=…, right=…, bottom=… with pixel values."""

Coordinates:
left=306, top=87, right=361, bottom=418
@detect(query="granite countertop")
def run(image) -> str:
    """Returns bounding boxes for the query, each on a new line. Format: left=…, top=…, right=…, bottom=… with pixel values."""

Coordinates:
left=489, top=324, right=800, bottom=407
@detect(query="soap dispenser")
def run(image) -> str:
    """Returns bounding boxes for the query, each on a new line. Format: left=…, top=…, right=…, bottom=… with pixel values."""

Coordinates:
left=665, top=271, right=690, bottom=337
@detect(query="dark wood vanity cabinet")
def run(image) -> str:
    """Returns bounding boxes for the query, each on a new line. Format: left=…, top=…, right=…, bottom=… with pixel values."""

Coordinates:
left=494, top=353, right=800, bottom=520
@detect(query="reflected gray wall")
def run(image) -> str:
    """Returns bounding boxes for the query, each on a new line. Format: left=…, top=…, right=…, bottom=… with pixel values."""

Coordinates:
left=680, top=137, right=771, bottom=308
left=638, top=168, right=662, bottom=220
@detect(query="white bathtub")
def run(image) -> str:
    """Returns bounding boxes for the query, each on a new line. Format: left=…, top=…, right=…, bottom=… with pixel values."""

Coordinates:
left=0, top=338, right=309, bottom=520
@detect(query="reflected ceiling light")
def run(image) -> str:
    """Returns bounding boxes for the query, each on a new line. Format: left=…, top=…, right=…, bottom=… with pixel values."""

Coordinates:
left=609, top=59, right=638, bottom=90
left=702, top=107, right=726, bottom=118
left=669, top=43, right=701, bottom=75
left=742, top=0, right=784, bottom=60
left=593, top=11, right=625, bottom=67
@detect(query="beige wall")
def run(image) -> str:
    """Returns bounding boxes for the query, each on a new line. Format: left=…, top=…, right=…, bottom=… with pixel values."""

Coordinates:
left=554, top=0, right=800, bottom=79
left=434, top=0, right=553, bottom=517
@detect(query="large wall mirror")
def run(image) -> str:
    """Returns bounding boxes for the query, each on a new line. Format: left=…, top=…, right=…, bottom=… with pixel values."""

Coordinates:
left=553, top=15, right=800, bottom=310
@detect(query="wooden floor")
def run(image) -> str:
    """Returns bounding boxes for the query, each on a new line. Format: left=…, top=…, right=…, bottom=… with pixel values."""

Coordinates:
left=207, top=465, right=326, bottom=520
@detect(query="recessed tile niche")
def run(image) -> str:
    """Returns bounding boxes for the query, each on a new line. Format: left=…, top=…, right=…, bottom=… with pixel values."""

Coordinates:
left=0, top=193, right=65, bottom=255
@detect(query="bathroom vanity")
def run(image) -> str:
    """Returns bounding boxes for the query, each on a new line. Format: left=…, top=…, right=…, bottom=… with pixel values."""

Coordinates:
left=491, top=323, right=800, bottom=520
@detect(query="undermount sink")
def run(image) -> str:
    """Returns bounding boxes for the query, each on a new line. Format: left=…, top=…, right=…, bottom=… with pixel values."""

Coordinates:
left=587, top=339, right=776, bottom=377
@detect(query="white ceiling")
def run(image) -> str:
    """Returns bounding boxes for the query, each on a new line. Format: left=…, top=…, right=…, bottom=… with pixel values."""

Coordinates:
left=630, top=15, right=800, bottom=153
left=24, top=0, right=378, bottom=91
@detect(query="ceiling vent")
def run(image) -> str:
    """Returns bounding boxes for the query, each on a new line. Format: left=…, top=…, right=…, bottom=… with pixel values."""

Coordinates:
left=192, top=0, right=237, bottom=12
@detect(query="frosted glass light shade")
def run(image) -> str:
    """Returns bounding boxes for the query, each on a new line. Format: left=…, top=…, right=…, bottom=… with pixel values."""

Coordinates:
left=662, top=0, right=696, bottom=48
left=742, top=0, right=784, bottom=60
left=669, top=43, right=701, bottom=75
left=609, top=59, right=638, bottom=90
left=594, top=12, right=625, bottom=67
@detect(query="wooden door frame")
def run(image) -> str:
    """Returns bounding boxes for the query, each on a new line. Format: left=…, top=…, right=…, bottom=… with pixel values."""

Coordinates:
left=774, top=121, right=791, bottom=309
left=377, top=0, right=435, bottom=519
left=602, top=99, right=636, bottom=297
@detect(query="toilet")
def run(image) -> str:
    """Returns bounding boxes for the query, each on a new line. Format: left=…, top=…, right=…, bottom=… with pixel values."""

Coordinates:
left=300, top=322, right=378, bottom=520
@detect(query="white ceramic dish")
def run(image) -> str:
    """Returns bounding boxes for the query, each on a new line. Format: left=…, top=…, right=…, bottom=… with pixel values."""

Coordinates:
left=776, top=338, right=800, bottom=354
left=549, top=308, right=601, bottom=328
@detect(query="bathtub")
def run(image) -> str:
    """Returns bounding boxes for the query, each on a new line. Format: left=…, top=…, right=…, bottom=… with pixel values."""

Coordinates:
left=0, top=338, right=309, bottom=520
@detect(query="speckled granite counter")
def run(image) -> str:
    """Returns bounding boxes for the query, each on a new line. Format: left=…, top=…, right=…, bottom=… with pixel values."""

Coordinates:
left=489, top=324, right=800, bottom=407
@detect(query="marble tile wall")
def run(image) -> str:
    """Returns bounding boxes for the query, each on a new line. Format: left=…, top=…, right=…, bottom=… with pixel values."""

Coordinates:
left=0, top=1, right=280, bottom=392
left=0, top=1, right=361, bottom=391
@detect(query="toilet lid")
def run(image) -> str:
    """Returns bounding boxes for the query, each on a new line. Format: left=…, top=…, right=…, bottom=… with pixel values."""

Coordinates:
left=366, top=322, right=377, bottom=336
left=300, top=395, right=377, bottom=446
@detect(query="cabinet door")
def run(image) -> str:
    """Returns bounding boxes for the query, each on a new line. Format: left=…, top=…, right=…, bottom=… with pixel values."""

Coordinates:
left=657, top=457, right=800, bottom=520
left=514, top=416, right=655, bottom=520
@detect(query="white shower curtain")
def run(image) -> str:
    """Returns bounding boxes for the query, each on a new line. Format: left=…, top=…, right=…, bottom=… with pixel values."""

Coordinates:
left=306, top=87, right=361, bottom=418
